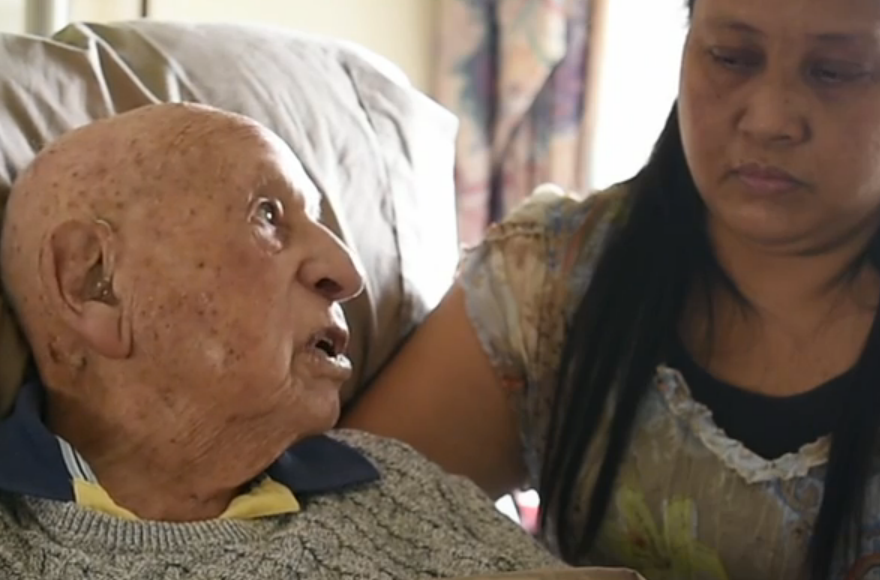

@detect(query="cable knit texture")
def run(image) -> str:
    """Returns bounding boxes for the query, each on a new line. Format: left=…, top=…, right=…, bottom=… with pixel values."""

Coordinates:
left=0, top=430, right=561, bottom=579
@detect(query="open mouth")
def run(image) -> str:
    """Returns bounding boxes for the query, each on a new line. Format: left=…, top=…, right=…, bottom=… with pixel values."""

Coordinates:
left=303, top=325, right=353, bottom=381
left=314, top=337, right=337, bottom=357
left=307, top=326, right=348, bottom=358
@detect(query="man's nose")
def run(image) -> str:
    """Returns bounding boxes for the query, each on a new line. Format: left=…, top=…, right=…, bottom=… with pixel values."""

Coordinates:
left=298, top=224, right=365, bottom=303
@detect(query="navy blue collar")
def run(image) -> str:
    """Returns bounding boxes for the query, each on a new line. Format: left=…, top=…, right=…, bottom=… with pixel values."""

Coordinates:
left=0, top=380, right=380, bottom=502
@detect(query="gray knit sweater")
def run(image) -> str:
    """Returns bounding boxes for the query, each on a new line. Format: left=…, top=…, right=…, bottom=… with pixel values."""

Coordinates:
left=0, top=430, right=561, bottom=579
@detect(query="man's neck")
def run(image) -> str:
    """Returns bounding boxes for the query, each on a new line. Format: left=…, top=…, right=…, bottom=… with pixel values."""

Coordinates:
left=45, top=393, right=261, bottom=522
left=89, top=462, right=239, bottom=522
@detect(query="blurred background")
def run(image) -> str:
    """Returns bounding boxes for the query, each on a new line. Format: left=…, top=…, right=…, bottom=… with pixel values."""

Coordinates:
left=0, top=0, right=687, bottom=245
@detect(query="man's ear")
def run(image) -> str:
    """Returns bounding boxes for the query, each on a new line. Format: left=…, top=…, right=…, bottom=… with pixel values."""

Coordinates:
left=38, top=219, right=132, bottom=359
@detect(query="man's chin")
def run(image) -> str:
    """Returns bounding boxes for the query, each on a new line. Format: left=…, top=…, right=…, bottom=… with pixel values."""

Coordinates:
left=298, top=393, right=342, bottom=436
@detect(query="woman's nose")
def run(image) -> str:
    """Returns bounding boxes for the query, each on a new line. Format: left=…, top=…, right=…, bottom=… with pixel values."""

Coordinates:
left=737, top=75, right=809, bottom=147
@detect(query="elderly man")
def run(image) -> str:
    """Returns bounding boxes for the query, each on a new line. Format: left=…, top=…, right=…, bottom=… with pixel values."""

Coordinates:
left=0, top=103, right=559, bottom=580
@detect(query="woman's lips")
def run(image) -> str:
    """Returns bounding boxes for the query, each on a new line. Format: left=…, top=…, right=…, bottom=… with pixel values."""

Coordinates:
left=732, top=163, right=805, bottom=194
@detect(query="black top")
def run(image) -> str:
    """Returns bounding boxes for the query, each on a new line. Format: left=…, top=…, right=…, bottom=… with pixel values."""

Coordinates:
left=666, top=336, right=852, bottom=460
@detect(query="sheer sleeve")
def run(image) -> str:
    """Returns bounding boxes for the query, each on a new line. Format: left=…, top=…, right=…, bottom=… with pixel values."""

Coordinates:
left=457, top=183, right=628, bottom=486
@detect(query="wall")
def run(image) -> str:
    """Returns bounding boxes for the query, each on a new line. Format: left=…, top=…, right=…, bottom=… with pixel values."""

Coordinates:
left=147, top=0, right=438, bottom=93
left=0, top=0, right=24, bottom=32
left=0, top=0, right=437, bottom=93
left=587, top=0, right=688, bottom=190
left=0, top=1, right=142, bottom=35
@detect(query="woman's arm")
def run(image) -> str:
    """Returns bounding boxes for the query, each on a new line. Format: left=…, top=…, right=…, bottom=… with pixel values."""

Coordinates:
left=344, top=185, right=620, bottom=500
left=341, top=283, right=527, bottom=499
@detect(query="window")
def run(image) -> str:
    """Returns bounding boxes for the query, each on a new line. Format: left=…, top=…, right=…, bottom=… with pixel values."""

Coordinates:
left=588, top=0, right=688, bottom=191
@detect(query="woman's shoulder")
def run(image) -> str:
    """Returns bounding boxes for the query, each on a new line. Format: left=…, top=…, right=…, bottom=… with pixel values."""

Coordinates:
left=461, top=181, right=631, bottom=327
left=455, top=182, right=632, bottom=487
left=456, top=181, right=631, bottom=393
left=479, top=181, right=630, bottom=254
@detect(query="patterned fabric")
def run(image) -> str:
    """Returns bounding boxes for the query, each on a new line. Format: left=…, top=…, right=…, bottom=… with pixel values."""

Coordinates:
left=0, top=430, right=562, bottom=580
left=434, top=0, right=595, bottom=245
left=458, top=183, right=880, bottom=580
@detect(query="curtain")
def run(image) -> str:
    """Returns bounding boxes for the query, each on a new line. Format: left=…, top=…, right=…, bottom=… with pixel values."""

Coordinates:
left=435, top=0, right=599, bottom=245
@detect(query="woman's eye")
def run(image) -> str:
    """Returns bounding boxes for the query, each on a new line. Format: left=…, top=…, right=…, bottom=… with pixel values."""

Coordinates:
left=708, top=47, right=761, bottom=72
left=255, top=199, right=282, bottom=226
left=809, top=62, right=869, bottom=86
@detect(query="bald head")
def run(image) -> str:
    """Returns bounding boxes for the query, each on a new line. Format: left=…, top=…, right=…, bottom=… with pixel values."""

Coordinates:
left=2, top=103, right=263, bottom=322
left=0, top=103, right=364, bottom=520
left=4, top=104, right=250, bottom=310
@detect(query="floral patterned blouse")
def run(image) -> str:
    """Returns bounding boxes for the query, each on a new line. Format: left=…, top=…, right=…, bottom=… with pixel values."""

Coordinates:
left=457, top=183, right=880, bottom=580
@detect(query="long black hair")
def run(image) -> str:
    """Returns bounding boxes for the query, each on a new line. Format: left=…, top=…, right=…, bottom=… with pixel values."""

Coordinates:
left=538, top=1, right=880, bottom=578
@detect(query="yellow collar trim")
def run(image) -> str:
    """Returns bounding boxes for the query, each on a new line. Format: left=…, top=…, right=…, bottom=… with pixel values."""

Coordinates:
left=72, top=476, right=301, bottom=520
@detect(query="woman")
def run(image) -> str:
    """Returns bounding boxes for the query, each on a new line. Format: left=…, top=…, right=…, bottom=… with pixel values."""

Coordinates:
left=342, top=0, right=880, bottom=578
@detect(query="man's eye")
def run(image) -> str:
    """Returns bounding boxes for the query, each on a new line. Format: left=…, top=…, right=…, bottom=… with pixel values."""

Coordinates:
left=255, top=199, right=282, bottom=226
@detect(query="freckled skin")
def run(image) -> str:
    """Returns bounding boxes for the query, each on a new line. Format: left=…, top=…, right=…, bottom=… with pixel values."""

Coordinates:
left=0, top=103, right=365, bottom=521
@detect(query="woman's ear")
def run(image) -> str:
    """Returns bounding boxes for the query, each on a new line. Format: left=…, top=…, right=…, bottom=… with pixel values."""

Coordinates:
left=39, top=219, right=132, bottom=359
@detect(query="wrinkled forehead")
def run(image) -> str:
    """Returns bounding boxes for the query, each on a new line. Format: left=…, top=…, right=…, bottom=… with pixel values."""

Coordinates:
left=179, top=125, right=322, bottom=219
